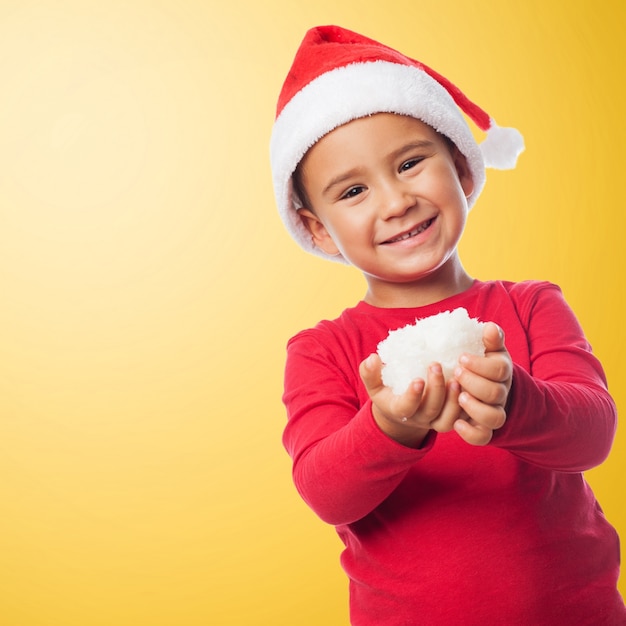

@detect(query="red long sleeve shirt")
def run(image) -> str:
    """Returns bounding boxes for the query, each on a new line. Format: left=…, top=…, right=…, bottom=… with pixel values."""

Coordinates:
left=283, top=280, right=626, bottom=625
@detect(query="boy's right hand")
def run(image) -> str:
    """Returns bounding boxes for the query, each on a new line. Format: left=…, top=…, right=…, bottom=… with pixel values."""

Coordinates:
left=360, top=354, right=463, bottom=448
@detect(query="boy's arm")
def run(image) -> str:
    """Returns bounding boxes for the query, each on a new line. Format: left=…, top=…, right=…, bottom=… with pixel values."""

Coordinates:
left=487, top=284, right=617, bottom=472
left=282, top=333, right=436, bottom=526
left=490, top=364, right=616, bottom=472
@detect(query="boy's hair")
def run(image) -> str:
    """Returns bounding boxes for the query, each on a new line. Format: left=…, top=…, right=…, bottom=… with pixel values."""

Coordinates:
left=291, top=163, right=310, bottom=214
left=270, top=25, right=524, bottom=263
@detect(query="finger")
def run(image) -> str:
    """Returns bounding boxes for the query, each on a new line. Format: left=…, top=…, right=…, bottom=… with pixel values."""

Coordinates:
left=482, top=322, right=505, bottom=353
left=455, top=366, right=509, bottom=406
left=430, top=379, right=463, bottom=432
left=457, top=323, right=510, bottom=381
left=393, top=378, right=427, bottom=418
left=457, top=353, right=512, bottom=387
left=360, top=354, right=425, bottom=420
left=458, top=391, right=507, bottom=431
left=359, top=353, right=384, bottom=395
left=453, top=418, right=493, bottom=446
left=417, top=363, right=448, bottom=422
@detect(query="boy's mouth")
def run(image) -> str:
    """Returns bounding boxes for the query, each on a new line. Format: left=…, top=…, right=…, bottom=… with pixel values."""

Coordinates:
left=384, top=218, right=435, bottom=244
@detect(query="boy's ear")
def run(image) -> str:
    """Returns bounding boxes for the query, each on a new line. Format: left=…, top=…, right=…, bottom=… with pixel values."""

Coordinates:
left=298, top=209, right=341, bottom=256
left=452, top=148, right=474, bottom=199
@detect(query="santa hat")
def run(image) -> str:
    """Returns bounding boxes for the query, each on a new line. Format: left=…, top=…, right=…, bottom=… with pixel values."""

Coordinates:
left=270, top=25, right=524, bottom=262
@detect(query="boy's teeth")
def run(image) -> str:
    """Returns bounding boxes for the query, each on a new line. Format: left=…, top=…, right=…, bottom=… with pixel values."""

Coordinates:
left=391, top=219, right=432, bottom=242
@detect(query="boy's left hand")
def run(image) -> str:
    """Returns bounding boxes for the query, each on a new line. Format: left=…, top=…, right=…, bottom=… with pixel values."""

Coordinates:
left=452, top=322, right=512, bottom=446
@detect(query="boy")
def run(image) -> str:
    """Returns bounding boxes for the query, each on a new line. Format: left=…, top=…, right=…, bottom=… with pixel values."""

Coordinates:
left=270, top=25, right=626, bottom=624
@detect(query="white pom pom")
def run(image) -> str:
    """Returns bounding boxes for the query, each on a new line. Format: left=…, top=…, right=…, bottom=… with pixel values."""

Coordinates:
left=480, top=122, right=525, bottom=170
left=377, top=308, right=485, bottom=395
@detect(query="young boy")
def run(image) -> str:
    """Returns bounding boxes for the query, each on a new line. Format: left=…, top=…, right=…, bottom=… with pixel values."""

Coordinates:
left=270, top=25, right=626, bottom=625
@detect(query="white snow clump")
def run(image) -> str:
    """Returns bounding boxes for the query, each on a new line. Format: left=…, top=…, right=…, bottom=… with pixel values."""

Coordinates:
left=377, top=307, right=485, bottom=395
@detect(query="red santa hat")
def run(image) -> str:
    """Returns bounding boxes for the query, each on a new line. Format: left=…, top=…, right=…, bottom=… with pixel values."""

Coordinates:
left=270, top=25, right=524, bottom=262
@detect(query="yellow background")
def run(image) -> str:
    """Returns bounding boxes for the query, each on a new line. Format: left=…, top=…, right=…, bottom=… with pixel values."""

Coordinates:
left=0, top=1, right=624, bottom=624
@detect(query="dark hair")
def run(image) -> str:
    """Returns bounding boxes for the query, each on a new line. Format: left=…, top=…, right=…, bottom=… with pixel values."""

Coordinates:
left=292, top=161, right=312, bottom=210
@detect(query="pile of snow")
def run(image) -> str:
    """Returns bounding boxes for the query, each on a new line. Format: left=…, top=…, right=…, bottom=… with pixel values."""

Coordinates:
left=377, top=308, right=485, bottom=395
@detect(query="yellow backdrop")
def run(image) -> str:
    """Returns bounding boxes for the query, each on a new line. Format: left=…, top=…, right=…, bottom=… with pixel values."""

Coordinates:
left=0, top=1, right=623, bottom=624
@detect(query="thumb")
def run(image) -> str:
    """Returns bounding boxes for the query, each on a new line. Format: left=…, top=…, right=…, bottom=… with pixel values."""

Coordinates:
left=359, top=353, right=384, bottom=394
left=482, top=322, right=505, bottom=353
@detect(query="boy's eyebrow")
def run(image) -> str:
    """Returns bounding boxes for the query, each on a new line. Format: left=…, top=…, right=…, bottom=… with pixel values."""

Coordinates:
left=321, top=140, right=437, bottom=196
left=322, top=168, right=363, bottom=196
left=391, top=140, right=437, bottom=160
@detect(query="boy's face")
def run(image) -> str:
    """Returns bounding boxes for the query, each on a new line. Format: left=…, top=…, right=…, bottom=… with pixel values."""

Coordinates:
left=297, top=113, right=474, bottom=304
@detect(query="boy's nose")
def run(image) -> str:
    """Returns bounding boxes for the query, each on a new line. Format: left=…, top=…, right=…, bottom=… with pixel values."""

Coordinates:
left=378, top=182, right=416, bottom=219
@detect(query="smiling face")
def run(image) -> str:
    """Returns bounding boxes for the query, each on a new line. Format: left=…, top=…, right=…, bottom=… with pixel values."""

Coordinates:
left=296, top=113, right=475, bottom=307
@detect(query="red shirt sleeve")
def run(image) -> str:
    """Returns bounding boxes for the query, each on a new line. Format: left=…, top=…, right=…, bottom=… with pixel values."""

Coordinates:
left=283, top=330, right=436, bottom=525
left=491, top=282, right=617, bottom=471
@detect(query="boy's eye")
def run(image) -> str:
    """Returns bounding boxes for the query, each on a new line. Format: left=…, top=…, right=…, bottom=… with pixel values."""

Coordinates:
left=400, top=158, right=423, bottom=172
left=341, top=186, right=366, bottom=200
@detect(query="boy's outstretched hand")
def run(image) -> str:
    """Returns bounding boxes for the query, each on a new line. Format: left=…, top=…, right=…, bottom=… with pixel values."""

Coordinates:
left=360, top=354, right=463, bottom=449
left=359, top=322, right=512, bottom=449
left=452, top=322, right=512, bottom=446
